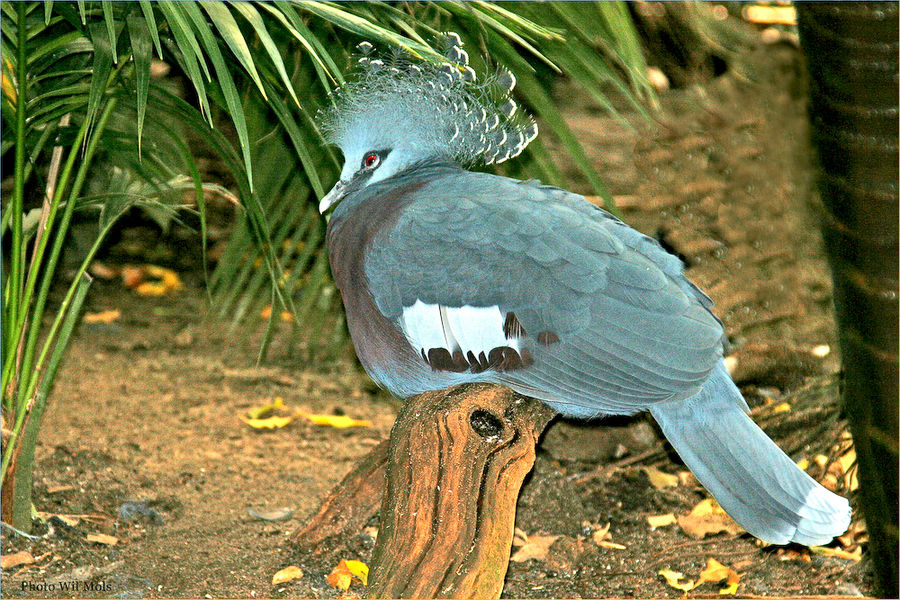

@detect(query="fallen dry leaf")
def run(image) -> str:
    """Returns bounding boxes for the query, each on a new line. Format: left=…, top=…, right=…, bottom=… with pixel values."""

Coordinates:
left=88, top=261, right=119, bottom=279
left=35, top=511, right=109, bottom=526
left=839, top=448, right=859, bottom=491
left=660, top=559, right=740, bottom=595
left=769, top=402, right=791, bottom=414
left=810, top=545, right=863, bottom=562
left=46, top=484, right=77, bottom=494
left=272, top=566, right=303, bottom=585
left=513, top=527, right=529, bottom=547
left=327, top=569, right=352, bottom=591
left=241, top=415, right=293, bottom=429
left=86, top=533, right=119, bottom=545
left=510, top=534, right=559, bottom=562
left=677, top=498, right=743, bottom=539
left=647, top=513, right=677, bottom=528
left=837, top=519, right=868, bottom=548
left=121, top=265, right=145, bottom=288
left=83, top=309, right=121, bottom=324
left=696, top=558, right=741, bottom=595
left=246, top=397, right=285, bottom=420
left=777, top=547, right=811, bottom=562
left=677, top=471, right=698, bottom=488
left=589, top=522, right=626, bottom=550
left=643, top=466, right=679, bottom=489
left=127, top=265, right=182, bottom=296
left=327, top=559, right=368, bottom=590
left=1, top=551, right=35, bottom=569
left=344, top=560, right=368, bottom=586
left=302, top=414, right=372, bottom=429
left=838, top=448, right=856, bottom=473
left=658, top=568, right=694, bottom=592
left=242, top=398, right=296, bottom=429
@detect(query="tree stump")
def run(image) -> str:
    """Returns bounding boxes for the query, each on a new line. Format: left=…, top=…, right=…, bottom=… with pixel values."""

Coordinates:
left=295, top=383, right=555, bottom=599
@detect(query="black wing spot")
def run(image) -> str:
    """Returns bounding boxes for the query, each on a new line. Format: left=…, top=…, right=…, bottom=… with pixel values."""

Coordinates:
left=503, top=311, right=526, bottom=338
left=537, top=330, right=560, bottom=345
left=426, top=345, right=534, bottom=373
left=426, top=348, right=468, bottom=372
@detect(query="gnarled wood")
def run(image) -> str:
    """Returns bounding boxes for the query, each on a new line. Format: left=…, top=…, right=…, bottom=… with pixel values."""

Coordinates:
left=367, top=383, right=555, bottom=599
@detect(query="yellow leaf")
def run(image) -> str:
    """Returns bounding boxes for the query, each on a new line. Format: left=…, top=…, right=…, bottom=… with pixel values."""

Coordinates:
left=344, top=560, right=369, bottom=586
left=796, top=458, right=810, bottom=470
left=770, top=402, right=791, bottom=414
left=838, top=448, right=856, bottom=474
left=696, top=558, right=740, bottom=593
left=658, top=568, right=694, bottom=592
left=719, top=579, right=740, bottom=595
left=84, top=309, right=121, bottom=324
left=134, top=265, right=182, bottom=296
left=303, top=414, right=372, bottom=429
left=86, top=533, right=119, bottom=545
left=810, top=545, right=862, bottom=562
left=241, top=415, right=293, bottom=429
left=597, top=540, right=626, bottom=550
left=643, top=466, right=679, bottom=489
left=677, top=498, right=744, bottom=539
left=588, top=522, right=625, bottom=549
left=510, top=534, right=559, bottom=562
left=272, top=566, right=303, bottom=585
left=647, top=513, right=677, bottom=528
left=327, top=559, right=367, bottom=590
left=246, top=397, right=285, bottom=420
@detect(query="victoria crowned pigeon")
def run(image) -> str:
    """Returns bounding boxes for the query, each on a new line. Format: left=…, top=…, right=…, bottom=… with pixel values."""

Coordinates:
left=318, top=33, right=850, bottom=546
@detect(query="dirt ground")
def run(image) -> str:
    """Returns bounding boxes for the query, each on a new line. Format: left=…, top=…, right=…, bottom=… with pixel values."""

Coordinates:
left=1, top=39, right=875, bottom=599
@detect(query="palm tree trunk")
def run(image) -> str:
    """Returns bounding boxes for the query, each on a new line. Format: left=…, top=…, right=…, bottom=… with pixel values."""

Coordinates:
left=796, top=3, right=898, bottom=596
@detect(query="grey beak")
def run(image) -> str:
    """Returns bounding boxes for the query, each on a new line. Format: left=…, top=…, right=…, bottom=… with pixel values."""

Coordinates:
left=319, top=180, right=349, bottom=214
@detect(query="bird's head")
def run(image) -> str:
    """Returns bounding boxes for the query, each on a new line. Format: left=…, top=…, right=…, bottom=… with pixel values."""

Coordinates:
left=318, top=33, right=538, bottom=213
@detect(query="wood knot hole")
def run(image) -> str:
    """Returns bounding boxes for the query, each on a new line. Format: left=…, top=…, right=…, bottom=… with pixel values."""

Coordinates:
left=470, top=409, right=504, bottom=438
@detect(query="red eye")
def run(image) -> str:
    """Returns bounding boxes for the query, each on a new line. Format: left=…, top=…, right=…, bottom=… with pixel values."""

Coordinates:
left=363, top=153, right=380, bottom=168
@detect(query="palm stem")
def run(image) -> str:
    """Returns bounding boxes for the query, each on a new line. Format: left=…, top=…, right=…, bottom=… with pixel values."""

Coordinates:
left=5, top=3, right=28, bottom=400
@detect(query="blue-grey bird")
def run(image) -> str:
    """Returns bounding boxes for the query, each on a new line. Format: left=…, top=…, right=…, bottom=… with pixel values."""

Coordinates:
left=318, top=34, right=850, bottom=546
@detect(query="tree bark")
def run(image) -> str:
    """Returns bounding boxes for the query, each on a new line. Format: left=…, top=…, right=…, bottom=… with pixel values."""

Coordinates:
left=796, top=4, right=899, bottom=597
left=361, top=383, right=555, bottom=599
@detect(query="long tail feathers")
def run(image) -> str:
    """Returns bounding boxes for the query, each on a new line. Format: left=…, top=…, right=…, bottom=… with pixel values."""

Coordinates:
left=650, top=362, right=851, bottom=546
